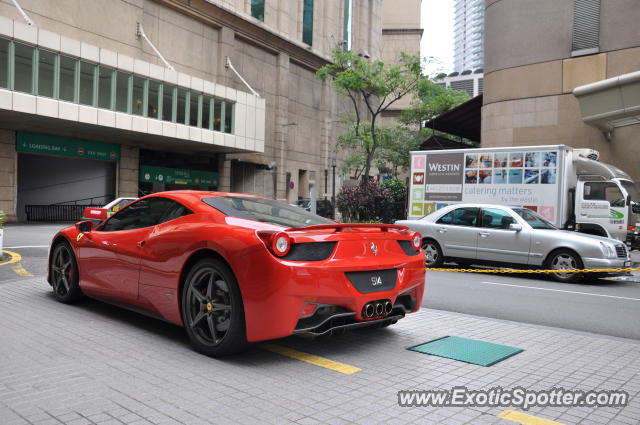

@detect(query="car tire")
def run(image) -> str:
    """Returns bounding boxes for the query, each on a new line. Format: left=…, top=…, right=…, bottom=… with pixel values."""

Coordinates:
left=547, top=249, right=584, bottom=283
left=181, top=258, right=248, bottom=357
left=422, top=239, right=444, bottom=268
left=49, top=241, right=84, bottom=303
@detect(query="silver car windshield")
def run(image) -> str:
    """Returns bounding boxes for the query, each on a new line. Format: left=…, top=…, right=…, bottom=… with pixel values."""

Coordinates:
left=513, top=208, right=557, bottom=230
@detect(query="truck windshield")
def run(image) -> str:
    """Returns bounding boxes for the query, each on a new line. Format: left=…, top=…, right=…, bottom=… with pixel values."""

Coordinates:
left=513, top=208, right=557, bottom=230
left=203, top=196, right=334, bottom=228
left=621, top=180, right=640, bottom=203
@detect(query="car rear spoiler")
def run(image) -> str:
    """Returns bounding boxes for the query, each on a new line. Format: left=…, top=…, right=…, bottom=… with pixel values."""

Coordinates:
left=285, top=223, right=410, bottom=233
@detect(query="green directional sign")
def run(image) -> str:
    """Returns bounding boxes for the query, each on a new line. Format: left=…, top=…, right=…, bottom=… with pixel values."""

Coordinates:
left=16, top=131, right=120, bottom=161
left=139, top=165, right=219, bottom=188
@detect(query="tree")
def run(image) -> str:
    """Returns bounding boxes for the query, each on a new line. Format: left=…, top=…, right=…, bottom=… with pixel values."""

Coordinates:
left=373, top=126, right=423, bottom=178
left=401, top=78, right=470, bottom=127
left=317, top=48, right=422, bottom=180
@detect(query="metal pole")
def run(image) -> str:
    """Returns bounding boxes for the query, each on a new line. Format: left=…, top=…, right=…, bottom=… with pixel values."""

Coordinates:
left=332, top=162, right=336, bottom=219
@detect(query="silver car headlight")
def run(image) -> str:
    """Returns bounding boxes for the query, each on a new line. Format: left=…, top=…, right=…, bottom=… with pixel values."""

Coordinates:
left=599, top=242, right=617, bottom=259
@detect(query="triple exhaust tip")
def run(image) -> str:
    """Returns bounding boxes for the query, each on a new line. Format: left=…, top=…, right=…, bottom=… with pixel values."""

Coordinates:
left=363, top=300, right=393, bottom=318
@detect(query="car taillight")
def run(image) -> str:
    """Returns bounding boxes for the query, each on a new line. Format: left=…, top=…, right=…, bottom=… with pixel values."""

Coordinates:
left=628, top=226, right=637, bottom=232
left=411, top=232, right=422, bottom=250
left=271, top=232, right=291, bottom=256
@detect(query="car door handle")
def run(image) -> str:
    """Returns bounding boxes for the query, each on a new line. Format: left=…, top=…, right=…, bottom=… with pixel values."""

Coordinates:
left=137, top=240, right=146, bottom=248
left=437, top=228, right=447, bottom=234
left=479, top=232, right=490, bottom=237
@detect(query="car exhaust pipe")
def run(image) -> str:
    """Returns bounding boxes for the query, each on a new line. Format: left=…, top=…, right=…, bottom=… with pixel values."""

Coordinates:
left=384, top=300, right=392, bottom=314
left=364, top=303, right=375, bottom=318
left=375, top=302, right=384, bottom=316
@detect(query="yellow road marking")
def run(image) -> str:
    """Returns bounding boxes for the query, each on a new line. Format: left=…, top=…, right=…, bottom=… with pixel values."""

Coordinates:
left=498, top=410, right=566, bottom=425
left=0, top=250, right=22, bottom=267
left=11, top=263, right=33, bottom=277
left=262, top=344, right=361, bottom=375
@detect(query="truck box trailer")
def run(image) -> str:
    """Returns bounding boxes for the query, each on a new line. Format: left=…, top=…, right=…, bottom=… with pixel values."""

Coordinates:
left=408, top=145, right=640, bottom=246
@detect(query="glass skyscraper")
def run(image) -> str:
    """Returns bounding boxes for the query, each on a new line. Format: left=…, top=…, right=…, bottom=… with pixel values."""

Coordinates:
left=453, top=0, right=484, bottom=71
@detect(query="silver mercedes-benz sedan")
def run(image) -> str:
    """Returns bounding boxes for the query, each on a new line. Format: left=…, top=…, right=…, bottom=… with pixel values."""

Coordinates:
left=396, top=204, right=631, bottom=282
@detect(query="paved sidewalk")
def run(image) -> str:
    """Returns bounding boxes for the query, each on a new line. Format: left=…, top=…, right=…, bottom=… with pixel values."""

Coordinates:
left=1, top=277, right=639, bottom=425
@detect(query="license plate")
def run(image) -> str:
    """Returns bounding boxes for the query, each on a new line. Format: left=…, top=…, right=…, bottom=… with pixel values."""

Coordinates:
left=624, top=261, right=631, bottom=267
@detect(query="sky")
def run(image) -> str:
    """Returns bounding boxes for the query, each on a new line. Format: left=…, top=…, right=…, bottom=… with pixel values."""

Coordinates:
left=420, top=0, right=454, bottom=76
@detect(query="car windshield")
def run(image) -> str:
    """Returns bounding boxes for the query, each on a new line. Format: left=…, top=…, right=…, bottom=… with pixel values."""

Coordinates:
left=513, top=208, right=557, bottom=230
left=203, top=196, right=334, bottom=228
left=621, top=180, right=640, bottom=203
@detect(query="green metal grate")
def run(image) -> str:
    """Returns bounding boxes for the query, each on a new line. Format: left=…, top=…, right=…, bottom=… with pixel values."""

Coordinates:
left=407, top=336, right=523, bottom=367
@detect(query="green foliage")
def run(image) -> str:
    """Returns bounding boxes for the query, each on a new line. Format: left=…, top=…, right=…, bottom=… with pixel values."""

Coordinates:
left=337, top=180, right=406, bottom=223
left=381, top=179, right=407, bottom=203
left=317, top=48, right=423, bottom=179
left=374, top=127, right=423, bottom=177
left=0, top=210, right=5, bottom=229
left=401, top=78, right=470, bottom=126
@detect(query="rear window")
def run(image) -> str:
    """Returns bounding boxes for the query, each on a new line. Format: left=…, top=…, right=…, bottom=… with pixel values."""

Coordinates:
left=203, top=196, right=333, bottom=228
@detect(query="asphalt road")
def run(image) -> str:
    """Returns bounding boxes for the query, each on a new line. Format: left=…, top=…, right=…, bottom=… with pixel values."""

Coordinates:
left=3, top=223, right=640, bottom=341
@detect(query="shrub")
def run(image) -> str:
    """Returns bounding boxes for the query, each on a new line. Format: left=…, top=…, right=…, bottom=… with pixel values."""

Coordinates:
left=337, top=180, right=396, bottom=223
left=0, top=210, right=5, bottom=228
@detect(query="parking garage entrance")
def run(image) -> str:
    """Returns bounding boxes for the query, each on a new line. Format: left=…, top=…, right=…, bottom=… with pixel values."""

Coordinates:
left=16, top=131, right=120, bottom=221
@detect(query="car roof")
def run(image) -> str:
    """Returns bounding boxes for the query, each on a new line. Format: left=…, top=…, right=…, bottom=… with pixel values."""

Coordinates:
left=440, top=203, right=517, bottom=210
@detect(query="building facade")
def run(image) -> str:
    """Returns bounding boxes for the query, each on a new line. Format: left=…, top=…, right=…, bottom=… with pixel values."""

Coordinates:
left=0, top=0, right=385, bottom=221
left=453, top=0, right=484, bottom=72
left=482, top=0, right=640, bottom=182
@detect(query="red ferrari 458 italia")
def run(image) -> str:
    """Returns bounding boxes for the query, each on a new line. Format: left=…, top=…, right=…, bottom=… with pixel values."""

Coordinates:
left=48, top=191, right=426, bottom=356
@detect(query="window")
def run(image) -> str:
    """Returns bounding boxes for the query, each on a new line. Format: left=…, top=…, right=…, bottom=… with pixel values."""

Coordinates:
left=481, top=208, right=515, bottom=229
left=115, top=71, right=130, bottom=113
left=79, top=62, right=95, bottom=106
left=0, top=38, right=8, bottom=88
left=101, top=197, right=189, bottom=231
left=514, top=208, right=556, bottom=230
left=572, top=0, right=601, bottom=56
left=98, top=67, right=114, bottom=109
left=584, top=182, right=625, bottom=206
left=161, top=84, right=175, bottom=121
left=202, top=96, right=212, bottom=129
left=176, top=88, right=187, bottom=124
left=131, top=76, right=145, bottom=116
left=302, top=0, right=314, bottom=46
left=203, top=196, right=333, bottom=228
left=213, top=99, right=222, bottom=131
left=189, top=92, right=199, bottom=127
left=37, top=50, right=56, bottom=98
left=224, top=101, right=234, bottom=133
left=436, top=207, right=479, bottom=226
left=251, top=0, right=265, bottom=21
left=342, top=0, right=352, bottom=51
left=14, top=42, right=34, bottom=93
left=147, top=80, right=160, bottom=118
left=59, top=55, right=76, bottom=102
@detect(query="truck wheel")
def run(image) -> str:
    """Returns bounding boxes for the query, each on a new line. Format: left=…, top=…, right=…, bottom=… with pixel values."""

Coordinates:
left=422, top=239, right=443, bottom=268
left=547, top=249, right=583, bottom=283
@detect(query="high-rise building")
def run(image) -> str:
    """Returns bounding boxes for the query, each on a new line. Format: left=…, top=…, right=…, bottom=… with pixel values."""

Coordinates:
left=453, top=0, right=484, bottom=71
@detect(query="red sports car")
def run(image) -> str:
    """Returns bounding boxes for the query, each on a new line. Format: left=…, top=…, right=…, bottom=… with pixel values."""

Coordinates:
left=48, top=191, right=426, bottom=356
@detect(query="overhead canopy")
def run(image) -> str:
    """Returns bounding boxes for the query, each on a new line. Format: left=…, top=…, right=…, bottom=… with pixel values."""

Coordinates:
left=573, top=70, right=640, bottom=133
left=423, top=94, right=482, bottom=142
left=419, top=135, right=478, bottom=151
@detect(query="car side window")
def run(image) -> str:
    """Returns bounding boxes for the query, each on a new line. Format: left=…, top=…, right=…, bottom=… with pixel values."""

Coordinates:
left=101, top=198, right=189, bottom=231
left=436, top=207, right=479, bottom=226
left=481, top=208, right=515, bottom=229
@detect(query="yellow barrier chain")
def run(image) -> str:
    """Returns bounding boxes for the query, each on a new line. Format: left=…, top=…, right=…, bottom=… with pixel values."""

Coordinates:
left=422, top=267, right=640, bottom=274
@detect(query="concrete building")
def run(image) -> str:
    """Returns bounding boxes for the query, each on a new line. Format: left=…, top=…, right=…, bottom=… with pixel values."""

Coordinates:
left=453, top=0, right=484, bottom=72
left=482, top=0, right=640, bottom=182
left=380, top=0, right=423, bottom=119
left=436, top=69, right=484, bottom=97
left=0, top=0, right=384, bottom=221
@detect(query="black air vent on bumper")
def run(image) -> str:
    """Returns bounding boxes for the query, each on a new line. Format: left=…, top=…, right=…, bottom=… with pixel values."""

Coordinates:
left=616, top=244, right=627, bottom=258
left=282, top=242, right=337, bottom=261
left=397, top=240, right=420, bottom=256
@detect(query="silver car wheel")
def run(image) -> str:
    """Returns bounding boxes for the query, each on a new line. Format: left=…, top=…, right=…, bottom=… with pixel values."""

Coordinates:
left=423, top=242, right=439, bottom=267
left=550, top=253, right=577, bottom=277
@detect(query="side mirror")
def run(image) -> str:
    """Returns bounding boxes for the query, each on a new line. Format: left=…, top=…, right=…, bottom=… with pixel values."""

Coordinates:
left=75, top=220, right=94, bottom=234
left=509, top=223, right=523, bottom=232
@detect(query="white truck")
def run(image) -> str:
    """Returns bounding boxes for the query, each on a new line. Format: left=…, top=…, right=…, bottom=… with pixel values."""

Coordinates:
left=408, top=145, right=640, bottom=247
